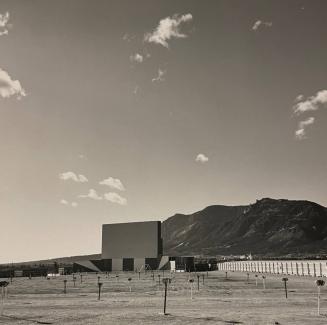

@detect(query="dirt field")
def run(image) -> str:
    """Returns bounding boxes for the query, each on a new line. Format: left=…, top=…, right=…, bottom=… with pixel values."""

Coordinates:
left=0, top=270, right=326, bottom=324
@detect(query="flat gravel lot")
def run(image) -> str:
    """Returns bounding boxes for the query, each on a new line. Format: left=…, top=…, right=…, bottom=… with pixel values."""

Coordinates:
left=0, top=270, right=326, bottom=324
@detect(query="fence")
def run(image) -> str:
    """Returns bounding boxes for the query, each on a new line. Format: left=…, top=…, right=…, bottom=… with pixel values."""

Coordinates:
left=218, top=260, right=327, bottom=277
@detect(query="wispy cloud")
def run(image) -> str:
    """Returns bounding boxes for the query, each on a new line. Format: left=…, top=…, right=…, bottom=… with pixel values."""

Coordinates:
left=295, top=117, right=315, bottom=140
left=133, top=85, right=139, bottom=95
left=99, top=177, right=125, bottom=191
left=79, top=189, right=102, bottom=200
left=152, top=69, right=166, bottom=82
left=104, top=192, right=127, bottom=205
left=195, top=153, right=209, bottom=163
left=122, top=33, right=134, bottom=42
left=59, top=171, right=88, bottom=183
left=0, top=68, right=26, bottom=99
left=144, top=13, right=193, bottom=48
left=293, top=90, right=327, bottom=114
left=60, top=199, right=68, bottom=205
left=60, top=199, right=78, bottom=207
left=0, top=12, right=10, bottom=36
left=130, top=53, right=144, bottom=63
left=252, top=20, right=272, bottom=31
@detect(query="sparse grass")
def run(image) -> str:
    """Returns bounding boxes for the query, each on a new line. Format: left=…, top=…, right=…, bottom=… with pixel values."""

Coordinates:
left=0, top=271, right=326, bottom=324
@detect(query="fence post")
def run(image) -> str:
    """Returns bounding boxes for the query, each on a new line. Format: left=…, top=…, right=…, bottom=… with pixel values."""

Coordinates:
left=282, top=278, right=288, bottom=299
left=316, top=279, right=325, bottom=315
left=63, top=279, right=67, bottom=294
left=98, top=282, right=103, bottom=300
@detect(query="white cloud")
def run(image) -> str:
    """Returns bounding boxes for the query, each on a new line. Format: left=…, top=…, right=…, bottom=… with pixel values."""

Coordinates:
left=122, top=33, right=133, bottom=42
left=0, top=12, right=10, bottom=36
left=99, top=177, right=125, bottom=191
left=252, top=20, right=272, bottom=31
left=0, top=68, right=26, bottom=99
left=104, top=192, right=127, bottom=205
left=133, top=85, right=139, bottom=95
left=61, top=199, right=78, bottom=207
left=292, top=90, right=327, bottom=140
left=59, top=171, right=88, bottom=183
left=152, top=69, right=166, bottom=82
left=130, top=53, right=143, bottom=63
left=295, top=117, right=315, bottom=140
left=295, top=128, right=305, bottom=140
left=195, top=153, right=209, bottom=163
left=144, top=13, right=193, bottom=48
left=293, top=90, right=327, bottom=114
left=79, top=189, right=102, bottom=200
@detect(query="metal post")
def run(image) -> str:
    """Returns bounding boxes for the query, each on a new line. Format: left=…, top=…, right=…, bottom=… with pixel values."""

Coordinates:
left=98, top=282, right=102, bottom=300
left=316, top=279, right=325, bottom=315
left=318, top=286, right=320, bottom=315
left=162, top=278, right=171, bottom=315
left=282, top=278, right=288, bottom=299
left=128, top=278, right=132, bottom=292
left=163, top=281, right=168, bottom=314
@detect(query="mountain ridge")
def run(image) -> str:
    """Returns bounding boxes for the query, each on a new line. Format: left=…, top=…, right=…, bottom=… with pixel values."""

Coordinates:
left=162, top=198, right=327, bottom=257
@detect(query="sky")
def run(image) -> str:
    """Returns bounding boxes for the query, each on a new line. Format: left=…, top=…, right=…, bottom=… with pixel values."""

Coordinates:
left=0, top=0, right=326, bottom=263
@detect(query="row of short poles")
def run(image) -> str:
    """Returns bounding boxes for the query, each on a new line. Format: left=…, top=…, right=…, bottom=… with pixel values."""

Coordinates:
left=225, top=271, right=326, bottom=315
left=4, top=270, right=326, bottom=317
left=60, top=270, right=171, bottom=299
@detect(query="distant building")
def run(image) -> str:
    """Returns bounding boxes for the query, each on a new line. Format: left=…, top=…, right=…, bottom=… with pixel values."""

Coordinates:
left=101, top=221, right=163, bottom=271
left=74, top=221, right=164, bottom=272
left=73, top=221, right=199, bottom=273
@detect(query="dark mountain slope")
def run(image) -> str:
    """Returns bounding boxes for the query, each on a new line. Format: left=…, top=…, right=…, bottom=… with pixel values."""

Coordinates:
left=162, top=198, right=327, bottom=256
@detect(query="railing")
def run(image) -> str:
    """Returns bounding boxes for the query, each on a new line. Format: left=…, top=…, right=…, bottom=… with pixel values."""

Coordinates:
left=218, top=260, right=327, bottom=277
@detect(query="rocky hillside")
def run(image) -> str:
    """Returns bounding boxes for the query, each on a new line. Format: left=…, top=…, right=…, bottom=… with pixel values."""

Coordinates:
left=162, top=198, right=327, bottom=257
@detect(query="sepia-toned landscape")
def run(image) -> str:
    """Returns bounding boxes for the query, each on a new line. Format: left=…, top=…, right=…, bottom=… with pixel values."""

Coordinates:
left=1, top=270, right=327, bottom=324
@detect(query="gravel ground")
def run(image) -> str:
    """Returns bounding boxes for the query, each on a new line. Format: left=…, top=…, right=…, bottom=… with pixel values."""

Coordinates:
left=0, top=270, right=326, bottom=324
